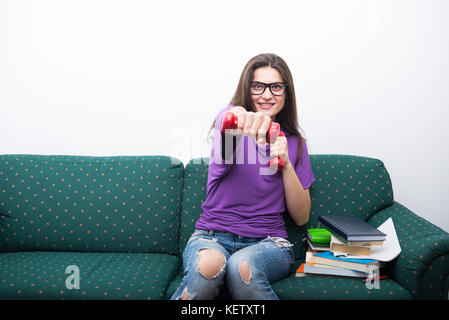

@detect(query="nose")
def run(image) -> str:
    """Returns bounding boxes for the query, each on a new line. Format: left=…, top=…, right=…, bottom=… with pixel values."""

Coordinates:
left=261, top=86, right=274, bottom=100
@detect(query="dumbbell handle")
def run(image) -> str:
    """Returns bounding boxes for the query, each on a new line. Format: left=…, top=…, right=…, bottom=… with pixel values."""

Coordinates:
left=268, top=131, right=285, bottom=172
left=221, top=111, right=285, bottom=171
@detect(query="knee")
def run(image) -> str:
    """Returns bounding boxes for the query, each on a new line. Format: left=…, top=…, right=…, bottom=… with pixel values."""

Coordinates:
left=239, top=261, right=251, bottom=284
left=226, top=259, right=255, bottom=299
left=228, top=259, right=252, bottom=285
left=198, top=249, right=226, bottom=279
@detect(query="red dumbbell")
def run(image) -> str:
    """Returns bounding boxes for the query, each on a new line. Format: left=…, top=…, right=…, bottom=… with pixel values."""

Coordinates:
left=221, top=111, right=239, bottom=133
left=268, top=131, right=285, bottom=172
left=221, top=111, right=285, bottom=171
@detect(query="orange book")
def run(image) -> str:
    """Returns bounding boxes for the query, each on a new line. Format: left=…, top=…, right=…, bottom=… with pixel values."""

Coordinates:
left=295, top=263, right=307, bottom=277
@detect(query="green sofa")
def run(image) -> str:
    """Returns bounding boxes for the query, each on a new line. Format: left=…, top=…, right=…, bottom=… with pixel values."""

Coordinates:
left=0, top=154, right=448, bottom=300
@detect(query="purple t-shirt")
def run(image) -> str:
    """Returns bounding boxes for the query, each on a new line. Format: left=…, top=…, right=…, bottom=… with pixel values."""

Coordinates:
left=196, top=105, right=315, bottom=238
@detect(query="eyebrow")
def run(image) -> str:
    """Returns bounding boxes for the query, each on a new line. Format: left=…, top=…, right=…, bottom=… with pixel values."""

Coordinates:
left=251, top=81, right=285, bottom=84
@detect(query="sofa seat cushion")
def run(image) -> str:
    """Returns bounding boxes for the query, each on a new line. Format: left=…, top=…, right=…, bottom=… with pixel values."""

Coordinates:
left=0, top=251, right=180, bottom=299
left=168, top=267, right=412, bottom=300
left=271, top=268, right=413, bottom=300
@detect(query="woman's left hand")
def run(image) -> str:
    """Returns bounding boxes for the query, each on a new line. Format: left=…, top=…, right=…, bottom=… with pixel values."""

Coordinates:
left=270, top=135, right=291, bottom=169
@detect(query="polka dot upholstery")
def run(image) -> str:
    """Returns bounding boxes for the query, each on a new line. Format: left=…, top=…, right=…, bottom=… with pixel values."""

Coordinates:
left=308, top=154, right=393, bottom=223
left=0, top=251, right=179, bottom=299
left=0, top=155, right=183, bottom=255
left=368, top=202, right=449, bottom=299
left=272, top=260, right=413, bottom=300
left=1, top=154, right=448, bottom=300
left=179, top=158, right=209, bottom=255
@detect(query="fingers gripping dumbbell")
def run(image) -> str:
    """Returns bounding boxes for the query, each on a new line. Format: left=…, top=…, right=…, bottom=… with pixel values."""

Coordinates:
left=221, top=111, right=285, bottom=171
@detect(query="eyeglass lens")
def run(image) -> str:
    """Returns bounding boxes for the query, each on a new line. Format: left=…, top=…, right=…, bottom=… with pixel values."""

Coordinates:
left=250, top=82, right=286, bottom=96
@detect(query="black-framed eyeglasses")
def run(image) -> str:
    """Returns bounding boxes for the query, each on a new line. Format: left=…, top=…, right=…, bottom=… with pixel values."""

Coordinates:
left=249, top=81, right=287, bottom=96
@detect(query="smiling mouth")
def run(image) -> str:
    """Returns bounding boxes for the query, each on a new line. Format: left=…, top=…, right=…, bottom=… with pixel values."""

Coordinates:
left=258, top=103, right=274, bottom=110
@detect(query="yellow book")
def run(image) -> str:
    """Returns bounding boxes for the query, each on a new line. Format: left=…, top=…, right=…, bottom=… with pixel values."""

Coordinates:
left=330, top=234, right=371, bottom=256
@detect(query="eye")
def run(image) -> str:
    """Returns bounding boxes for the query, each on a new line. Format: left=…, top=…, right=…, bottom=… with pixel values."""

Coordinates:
left=271, top=83, right=284, bottom=91
left=251, top=82, right=264, bottom=90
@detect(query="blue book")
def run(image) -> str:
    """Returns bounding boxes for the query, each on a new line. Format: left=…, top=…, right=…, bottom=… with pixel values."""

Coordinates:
left=311, top=251, right=383, bottom=273
left=315, top=251, right=376, bottom=263
left=304, top=263, right=367, bottom=278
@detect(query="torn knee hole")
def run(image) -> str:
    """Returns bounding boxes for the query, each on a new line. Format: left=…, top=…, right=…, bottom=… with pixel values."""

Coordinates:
left=239, top=261, right=251, bottom=285
left=198, top=249, right=226, bottom=279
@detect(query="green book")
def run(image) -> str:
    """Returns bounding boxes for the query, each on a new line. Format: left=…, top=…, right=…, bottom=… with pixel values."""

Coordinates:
left=307, top=228, right=331, bottom=245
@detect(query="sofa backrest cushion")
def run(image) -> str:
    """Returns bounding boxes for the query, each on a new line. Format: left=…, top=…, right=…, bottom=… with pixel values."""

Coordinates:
left=179, top=158, right=209, bottom=255
left=307, top=154, right=393, bottom=225
left=179, top=154, right=394, bottom=260
left=0, top=155, right=184, bottom=254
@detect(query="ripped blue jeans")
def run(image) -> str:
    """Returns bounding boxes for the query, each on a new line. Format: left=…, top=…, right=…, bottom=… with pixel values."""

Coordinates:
left=170, top=229, right=295, bottom=300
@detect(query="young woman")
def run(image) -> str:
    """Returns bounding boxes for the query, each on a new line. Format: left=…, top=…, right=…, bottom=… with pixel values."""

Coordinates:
left=171, top=53, right=315, bottom=300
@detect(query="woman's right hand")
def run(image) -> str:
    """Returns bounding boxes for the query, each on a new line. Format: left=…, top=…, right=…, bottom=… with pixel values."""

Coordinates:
left=229, top=106, right=273, bottom=145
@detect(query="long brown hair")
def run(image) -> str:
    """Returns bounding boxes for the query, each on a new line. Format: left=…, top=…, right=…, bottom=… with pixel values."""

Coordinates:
left=210, top=53, right=304, bottom=165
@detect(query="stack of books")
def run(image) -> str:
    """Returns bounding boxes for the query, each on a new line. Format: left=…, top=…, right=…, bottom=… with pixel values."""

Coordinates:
left=297, top=215, right=387, bottom=279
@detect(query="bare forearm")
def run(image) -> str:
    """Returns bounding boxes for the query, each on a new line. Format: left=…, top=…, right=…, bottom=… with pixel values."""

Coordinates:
left=282, top=162, right=311, bottom=226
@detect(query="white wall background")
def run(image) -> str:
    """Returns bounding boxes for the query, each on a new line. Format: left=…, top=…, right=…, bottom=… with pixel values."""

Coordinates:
left=1, top=0, right=448, bottom=232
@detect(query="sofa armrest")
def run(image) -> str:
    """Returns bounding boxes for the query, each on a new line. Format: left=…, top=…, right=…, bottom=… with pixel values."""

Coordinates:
left=368, top=201, right=449, bottom=300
